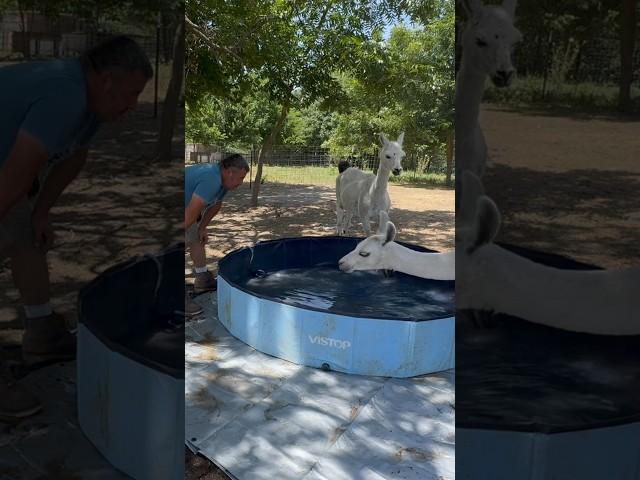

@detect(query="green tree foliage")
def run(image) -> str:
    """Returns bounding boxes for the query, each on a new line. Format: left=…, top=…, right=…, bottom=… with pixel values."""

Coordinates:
left=186, top=0, right=454, bottom=203
left=477, top=0, right=639, bottom=110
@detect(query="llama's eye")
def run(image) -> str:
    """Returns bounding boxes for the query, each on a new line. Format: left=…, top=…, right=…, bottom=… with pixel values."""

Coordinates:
left=385, top=155, right=391, bottom=159
left=359, top=252, right=370, bottom=257
left=476, top=38, right=487, bottom=47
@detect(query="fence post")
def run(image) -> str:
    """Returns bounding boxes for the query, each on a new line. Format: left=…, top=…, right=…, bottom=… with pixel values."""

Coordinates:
left=153, top=13, right=160, bottom=118
left=249, top=146, right=254, bottom=189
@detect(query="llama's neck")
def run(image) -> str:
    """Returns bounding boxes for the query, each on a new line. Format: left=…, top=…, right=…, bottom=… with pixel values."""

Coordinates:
left=466, top=244, right=640, bottom=335
left=384, top=242, right=455, bottom=281
left=455, top=63, right=486, bottom=131
left=371, top=162, right=392, bottom=200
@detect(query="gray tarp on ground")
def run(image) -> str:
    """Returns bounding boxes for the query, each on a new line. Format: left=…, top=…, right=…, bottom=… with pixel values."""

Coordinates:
left=185, top=294, right=455, bottom=480
left=0, top=362, right=129, bottom=479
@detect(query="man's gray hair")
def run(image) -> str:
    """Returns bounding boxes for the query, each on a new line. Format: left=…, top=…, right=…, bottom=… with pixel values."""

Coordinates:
left=81, top=35, right=153, bottom=79
left=221, top=154, right=250, bottom=171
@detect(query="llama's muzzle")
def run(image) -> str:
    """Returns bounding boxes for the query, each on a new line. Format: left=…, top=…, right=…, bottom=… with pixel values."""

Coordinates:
left=491, top=70, right=514, bottom=87
left=338, top=259, right=353, bottom=273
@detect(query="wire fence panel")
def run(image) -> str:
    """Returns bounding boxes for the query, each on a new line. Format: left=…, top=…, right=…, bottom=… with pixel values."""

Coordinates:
left=186, top=144, right=451, bottom=187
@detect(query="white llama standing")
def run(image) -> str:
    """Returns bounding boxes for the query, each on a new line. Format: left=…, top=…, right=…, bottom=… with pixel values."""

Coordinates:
left=456, top=0, right=522, bottom=182
left=339, top=211, right=455, bottom=281
left=336, top=133, right=405, bottom=236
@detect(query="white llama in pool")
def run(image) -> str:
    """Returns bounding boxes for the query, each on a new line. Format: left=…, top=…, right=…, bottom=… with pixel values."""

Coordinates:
left=336, top=133, right=405, bottom=236
left=339, top=211, right=455, bottom=281
left=456, top=0, right=521, bottom=185
left=457, top=171, right=640, bottom=336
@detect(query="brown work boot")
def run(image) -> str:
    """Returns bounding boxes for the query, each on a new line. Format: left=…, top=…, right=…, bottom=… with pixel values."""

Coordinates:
left=0, top=378, right=42, bottom=421
left=175, top=293, right=204, bottom=318
left=22, top=312, right=76, bottom=368
left=185, top=298, right=204, bottom=317
left=193, top=271, right=217, bottom=294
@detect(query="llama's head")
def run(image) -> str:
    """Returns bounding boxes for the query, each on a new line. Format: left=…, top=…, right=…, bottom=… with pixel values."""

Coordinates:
left=460, top=0, right=522, bottom=87
left=339, top=211, right=396, bottom=273
left=379, top=132, right=405, bottom=176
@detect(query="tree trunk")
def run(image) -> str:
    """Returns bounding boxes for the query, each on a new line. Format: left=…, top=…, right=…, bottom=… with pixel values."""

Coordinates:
left=618, top=0, right=637, bottom=111
left=445, top=130, right=454, bottom=187
left=156, top=17, right=185, bottom=162
left=250, top=102, right=290, bottom=207
left=18, top=2, right=28, bottom=59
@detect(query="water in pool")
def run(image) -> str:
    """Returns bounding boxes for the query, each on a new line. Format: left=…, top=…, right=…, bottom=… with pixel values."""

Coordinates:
left=240, top=266, right=454, bottom=320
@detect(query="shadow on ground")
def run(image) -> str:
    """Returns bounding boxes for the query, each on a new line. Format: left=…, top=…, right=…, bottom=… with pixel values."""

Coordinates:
left=186, top=182, right=454, bottom=282
left=484, top=164, right=640, bottom=269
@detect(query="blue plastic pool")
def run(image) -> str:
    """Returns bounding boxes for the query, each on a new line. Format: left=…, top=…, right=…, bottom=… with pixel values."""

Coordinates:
left=216, top=236, right=455, bottom=377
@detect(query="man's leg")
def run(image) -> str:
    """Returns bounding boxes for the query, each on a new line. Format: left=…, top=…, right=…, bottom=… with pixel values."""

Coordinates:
left=0, top=201, right=42, bottom=419
left=0, top=256, right=42, bottom=421
left=186, top=220, right=216, bottom=294
left=1, top=196, right=74, bottom=367
left=188, top=237, right=207, bottom=270
left=10, top=245, right=50, bottom=306
left=9, top=245, right=75, bottom=366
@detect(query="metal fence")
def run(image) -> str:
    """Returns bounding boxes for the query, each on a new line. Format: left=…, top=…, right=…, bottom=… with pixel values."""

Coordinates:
left=185, top=144, right=449, bottom=186
left=0, top=11, right=164, bottom=60
left=0, top=10, right=177, bottom=117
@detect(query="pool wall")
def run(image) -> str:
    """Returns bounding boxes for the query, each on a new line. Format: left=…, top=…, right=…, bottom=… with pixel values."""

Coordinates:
left=77, top=244, right=184, bottom=480
left=217, top=237, right=455, bottom=377
left=458, top=244, right=640, bottom=479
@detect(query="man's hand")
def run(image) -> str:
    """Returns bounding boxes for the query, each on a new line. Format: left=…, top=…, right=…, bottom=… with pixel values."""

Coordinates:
left=0, top=131, right=49, bottom=221
left=31, top=210, right=55, bottom=251
left=33, top=148, right=87, bottom=216
left=185, top=194, right=206, bottom=230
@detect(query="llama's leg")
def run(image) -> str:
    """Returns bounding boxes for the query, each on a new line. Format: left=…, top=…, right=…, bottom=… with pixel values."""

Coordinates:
left=336, top=207, right=344, bottom=235
left=343, top=210, right=354, bottom=235
left=362, top=215, right=371, bottom=236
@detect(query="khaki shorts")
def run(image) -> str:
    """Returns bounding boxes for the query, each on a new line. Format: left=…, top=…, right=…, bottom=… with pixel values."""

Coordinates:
left=0, top=196, right=35, bottom=255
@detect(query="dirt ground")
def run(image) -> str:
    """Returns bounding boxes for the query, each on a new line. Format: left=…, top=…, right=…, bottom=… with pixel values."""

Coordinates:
left=480, top=104, right=640, bottom=269
left=186, top=182, right=455, bottom=283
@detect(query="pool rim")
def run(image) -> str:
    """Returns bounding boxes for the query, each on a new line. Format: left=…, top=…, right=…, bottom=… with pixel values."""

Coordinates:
left=217, top=235, right=456, bottom=323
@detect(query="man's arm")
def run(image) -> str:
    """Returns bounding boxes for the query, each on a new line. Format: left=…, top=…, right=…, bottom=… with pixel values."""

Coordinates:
left=185, top=194, right=206, bottom=230
left=0, top=130, right=49, bottom=221
left=199, top=201, right=222, bottom=230
left=32, top=148, right=88, bottom=217
left=27, top=148, right=88, bottom=250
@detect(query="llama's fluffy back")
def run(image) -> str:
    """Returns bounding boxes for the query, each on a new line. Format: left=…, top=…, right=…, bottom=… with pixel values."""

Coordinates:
left=338, top=168, right=376, bottom=212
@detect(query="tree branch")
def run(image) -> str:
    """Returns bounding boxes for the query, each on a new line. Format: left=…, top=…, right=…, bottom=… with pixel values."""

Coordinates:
left=185, top=14, right=244, bottom=65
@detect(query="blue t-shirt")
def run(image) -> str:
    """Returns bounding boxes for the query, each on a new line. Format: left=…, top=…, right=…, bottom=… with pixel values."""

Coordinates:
left=185, top=163, right=228, bottom=208
left=0, top=59, right=101, bottom=167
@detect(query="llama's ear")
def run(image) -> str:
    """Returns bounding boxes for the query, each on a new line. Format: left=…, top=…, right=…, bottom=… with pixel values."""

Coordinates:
left=470, top=196, right=500, bottom=249
left=501, top=0, right=517, bottom=18
left=377, top=211, right=389, bottom=235
left=459, top=170, right=485, bottom=226
left=461, top=0, right=483, bottom=18
left=379, top=133, right=389, bottom=146
left=397, top=132, right=404, bottom=145
left=383, top=221, right=396, bottom=245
